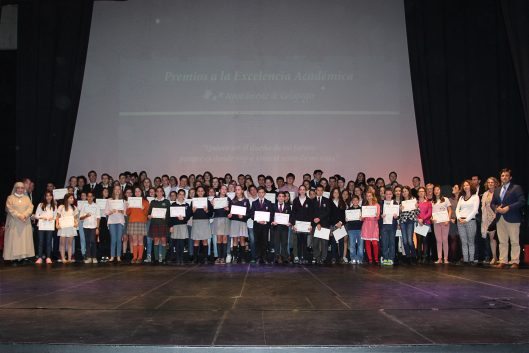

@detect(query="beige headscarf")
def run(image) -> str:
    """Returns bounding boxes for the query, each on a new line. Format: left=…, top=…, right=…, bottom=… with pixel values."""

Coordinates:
left=11, top=182, right=26, bottom=196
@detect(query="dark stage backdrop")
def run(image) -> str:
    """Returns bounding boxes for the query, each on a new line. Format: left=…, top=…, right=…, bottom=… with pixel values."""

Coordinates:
left=14, top=0, right=93, bottom=198
left=405, top=0, right=529, bottom=193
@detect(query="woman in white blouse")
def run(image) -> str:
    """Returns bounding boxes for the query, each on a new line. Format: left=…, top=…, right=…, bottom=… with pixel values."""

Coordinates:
left=481, top=177, right=499, bottom=265
left=455, top=180, right=480, bottom=264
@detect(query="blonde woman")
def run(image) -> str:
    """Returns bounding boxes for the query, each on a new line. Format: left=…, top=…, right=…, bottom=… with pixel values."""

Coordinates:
left=481, top=177, right=499, bottom=265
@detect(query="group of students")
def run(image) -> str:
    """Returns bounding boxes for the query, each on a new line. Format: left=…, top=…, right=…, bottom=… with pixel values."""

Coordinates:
left=2, top=168, right=525, bottom=269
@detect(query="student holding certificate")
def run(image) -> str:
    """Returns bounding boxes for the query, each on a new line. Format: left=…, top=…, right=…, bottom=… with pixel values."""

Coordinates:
left=34, top=191, right=57, bottom=264
left=360, top=190, right=380, bottom=265
left=125, top=187, right=149, bottom=264
left=228, top=185, right=251, bottom=263
left=250, top=187, right=274, bottom=264
left=211, top=185, right=231, bottom=264
left=416, top=187, right=433, bottom=263
left=290, top=185, right=313, bottom=264
left=105, top=185, right=127, bottom=263
left=190, top=186, right=213, bottom=264
left=346, top=195, right=363, bottom=264
left=380, top=189, right=399, bottom=266
left=398, top=186, right=419, bottom=264
left=328, top=188, right=346, bottom=264
left=431, top=185, right=452, bottom=264
left=56, top=193, right=78, bottom=263
left=169, top=189, right=192, bottom=265
left=311, top=185, right=331, bottom=265
left=455, top=180, right=480, bottom=265
left=148, top=186, right=171, bottom=264
left=271, top=192, right=291, bottom=264
left=79, top=192, right=101, bottom=264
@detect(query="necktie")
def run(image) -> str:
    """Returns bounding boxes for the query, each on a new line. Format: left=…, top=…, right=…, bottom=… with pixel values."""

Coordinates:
left=500, top=185, right=507, bottom=202
left=279, top=204, right=283, bottom=212
left=318, top=197, right=321, bottom=207
left=260, top=199, right=263, bottom=208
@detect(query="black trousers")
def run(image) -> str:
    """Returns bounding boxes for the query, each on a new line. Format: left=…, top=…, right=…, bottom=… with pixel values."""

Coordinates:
left=84, top=228, right=97, bottom=258
left=274, top=226, right=289, bottom=258
left=254, top=224, right=270, bottom=260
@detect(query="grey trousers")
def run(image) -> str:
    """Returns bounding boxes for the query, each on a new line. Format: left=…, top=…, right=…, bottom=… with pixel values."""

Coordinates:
left=457, top=219, right=476, bottom=262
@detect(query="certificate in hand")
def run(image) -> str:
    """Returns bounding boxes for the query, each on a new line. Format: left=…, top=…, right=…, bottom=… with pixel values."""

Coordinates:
left=213, top=197, right=228, bottom=209
left=274, top=213, right=290, bottom=225
left=59, top=216, right=75, bottom=228
left=226, top=192, right=236, bottom=200
left=170, top=206, right=186, bottom=218
left=192, top=197, right=208, bottom=209
left=345, top=209, right=361, bottom=222
left=127, top=197, right=143, bottom=208
left=414, top=223, right=430, bottom=237
left=433, top=211, right=449, bottom=223
left=322, top=191, right=330, bottom=199
left=151, top=208, right=167, bottom=219
left=402, top=199, right=417, bottom=212
left=230, top=205, right=247, bottom=216
left=383, top=205, right=400, bottom=224
left=314, top=227, right=331, bottom=240
left=295, top=221, right=311, bottom=233
left=53, top=188, right=68, bottom=201
left=333, top=227, right=347, bottom=242
left=265, top=193, right=276, bottom=203
left=109, top=200, right=124, bottom=210
left=96, top=199, right=107, bottom=210
left=254, top=211, right=270, bottom=222
left=361, top=206, right=377, bottom=218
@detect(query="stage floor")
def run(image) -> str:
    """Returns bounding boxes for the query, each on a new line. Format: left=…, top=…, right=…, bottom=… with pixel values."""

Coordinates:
left=1, top=262, right=528, bottom=352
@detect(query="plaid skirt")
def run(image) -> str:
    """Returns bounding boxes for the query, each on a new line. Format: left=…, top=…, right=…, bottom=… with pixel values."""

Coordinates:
left=127, top=222, right=147, bottom=236
left=191, top=219, right=211, bottom=240
left=212, top=217, right=230, bottom=235
left=171, top=224, right=189, bottom=240
left=230, top=220, right=248, bottom=238
left=149, top=223, right=169, bottom=238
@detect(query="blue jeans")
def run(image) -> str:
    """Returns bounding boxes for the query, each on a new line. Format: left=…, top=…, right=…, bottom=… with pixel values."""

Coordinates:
left=381, top=224, right=396, bottom=261
left=38, top=230, right=53, bottom=259
left=108, top=223, right=124, bottom=257
left=248, top=228, right=256, bottom=259
left=78, top=220, right=86, bottom=255
left=347, top=229, right=363, bottom=262
left=400, top=221, right=416, bottom=258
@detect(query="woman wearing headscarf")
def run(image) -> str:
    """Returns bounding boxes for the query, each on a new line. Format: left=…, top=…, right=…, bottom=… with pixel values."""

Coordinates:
left=4, top=182, right=35, bottom=262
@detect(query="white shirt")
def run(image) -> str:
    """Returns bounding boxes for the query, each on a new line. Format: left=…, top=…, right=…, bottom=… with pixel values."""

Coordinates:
left=35, top=204, right=56, bottom=231
left=456, top=194, right=479, bottom=220
left=432, top=198, right=451, bottom=214
left=80, top=202, right=101, bottom=229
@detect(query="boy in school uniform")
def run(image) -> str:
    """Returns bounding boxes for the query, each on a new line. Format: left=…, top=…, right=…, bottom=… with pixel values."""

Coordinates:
left=312, top=185, right=331, bottom=264
left=251, top=187, right=274, bottom=264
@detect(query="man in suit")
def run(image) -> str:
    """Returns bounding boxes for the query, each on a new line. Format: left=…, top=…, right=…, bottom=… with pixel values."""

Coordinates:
left=84, top=170, right=102, bottom=196
left=491, top=168, right=525, bottom=269
left=310, top=169, right=323, bottom=189
left=271, top=192, right=291, bottom=264
left=312, top=185, right=330, bottom=264
left=251, top=187, right=274, bottom=264
left=96, top=173, right=112, bottom=199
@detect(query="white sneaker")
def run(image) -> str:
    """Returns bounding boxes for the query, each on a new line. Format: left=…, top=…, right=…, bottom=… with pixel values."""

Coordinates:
left=92, top=258, right=98, bottom=264
left=294, top=257, right=299, bottom=264
left=144, top=255, right=151, bottom=263
left=226, top=254, right=232, bottom=264
left=342, top=257, right=349, bottom=264
left=84, top=258, right=91, bottom=264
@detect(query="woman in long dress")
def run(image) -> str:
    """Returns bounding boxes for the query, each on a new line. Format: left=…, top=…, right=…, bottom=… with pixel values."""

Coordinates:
left=4, top=182, right=35, bottom=262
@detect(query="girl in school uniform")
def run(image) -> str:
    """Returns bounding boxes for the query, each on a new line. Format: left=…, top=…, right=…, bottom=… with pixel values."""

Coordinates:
left=290, top=185, right=313, bottom=264
left=398, top=186, right=419, bottom=264
left=431, top=185, right=452, bottom=264
left=125, top=186, right=149, bottom=264
left=34, top=191, right=57, bottom=264
left=212, top=185, right=231, bottom=264
left=169, top=189, right=192, bottom=265
left=228, top=185, right=251, bottom=264
left=97, top=187, right=111, bottom=262
left=191, top=186, right=214, bottom=264
left=360, top=190, right=380, bottom=265
left=328, top=187, right=346, bottom=264
left=105, top=185, right=126, bottom=263
left=207, top=187, right=218, bottom=260
left=148, top=186, right=171, bottom=264
left=79, top=191, right=100, bottom=264
left=56, top=193, right=78, bottom=263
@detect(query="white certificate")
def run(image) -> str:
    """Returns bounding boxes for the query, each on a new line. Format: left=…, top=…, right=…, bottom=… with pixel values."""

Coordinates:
left=402, top=199, right=417, bottom=212
left=227, top=192, right=236, bottom=200
left=230, top=205, right=247, bottom=216
left=77, top=200, right=87, bottom=210
left=415, top=223, right=430, bottom=237
left=395, top=229, right=402, bottom=237
left=295, top=221, right=311, bottom=233
left=274, top=213, right=290, bottom=225
left=151, top=207, right=167, bottom=219
left=213, top=197, right=228, bottom=209
left=322, top=191, right=330, bottom=199
left=383, top=204, right=400, bottom=224
left=345, top=209, right=361, bottom=222
left=127, top=197, right=142, bottom=208
left=361, top=206, right=377, bottom=218
left=53, top=188, right=68, bottom=200
left=170, top=206, right=186, bottom=218
left=59, top=216, right=74, bottom=228
left=192, top=197, right=208, bottom=209
left=433, top=211, right=449, bottom=223
left=289, top=192, right=296, bottom=201
left=333, top=227, right=347, bottom=242
left=40, top=212, right=55, bottom=231
left=265, top=193, right=276, bottom=203
left=314, top=227, right=331, bottom=240
left=254, top=211, right=270, bottom=222
left=96, top=199, right=107, bottom=210
left=109, top=200, right=124, bottom=210
left=147, top=197, right=155, bottom=203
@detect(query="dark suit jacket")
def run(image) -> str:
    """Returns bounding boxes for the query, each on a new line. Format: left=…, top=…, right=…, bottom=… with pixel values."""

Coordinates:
left=251, top=199, right=274, bottom=228
left=271, top=202, right=291, bottom=229
left=491, top=183, right=525, bottom=223
left=312, top=196, right=330, bottom=228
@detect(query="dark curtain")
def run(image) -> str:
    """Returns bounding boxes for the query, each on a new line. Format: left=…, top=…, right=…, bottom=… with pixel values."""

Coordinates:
left=404, top=0, right=529, bottom=193
left=501, top=0, right=529, bottom=137
left=15, top=0, right=93, bottom=197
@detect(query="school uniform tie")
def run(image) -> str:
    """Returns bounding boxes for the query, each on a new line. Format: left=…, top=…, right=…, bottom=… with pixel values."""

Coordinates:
left=318, top=197, right=321, bottom=207
left=279, top=204, right=283, bottom=212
